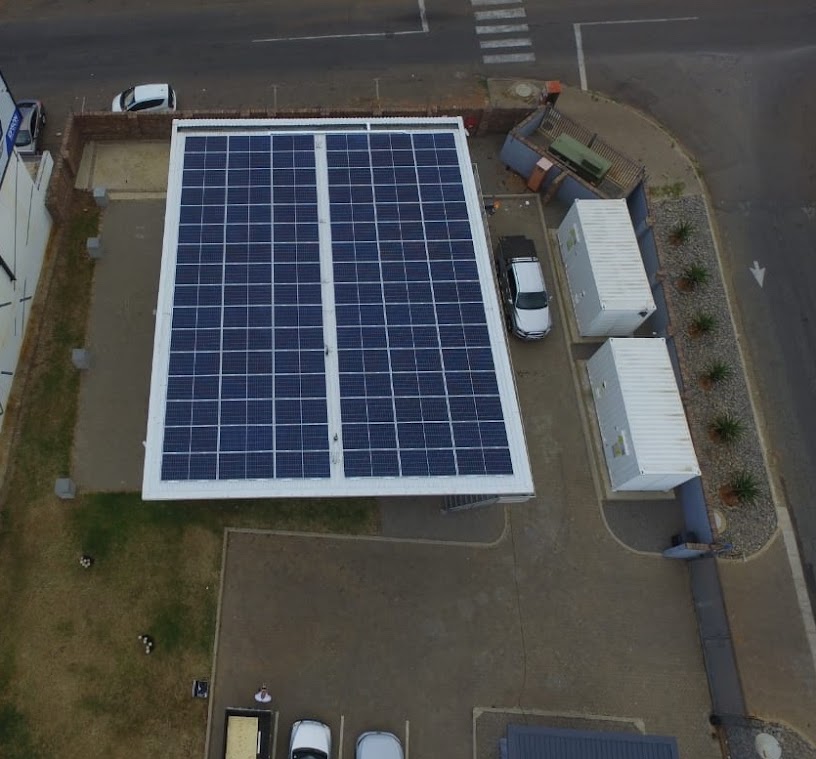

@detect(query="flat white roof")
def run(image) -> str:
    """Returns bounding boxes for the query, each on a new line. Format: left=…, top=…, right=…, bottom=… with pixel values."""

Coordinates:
left=142, top=118, right=534, bottom=500
left=572, top=199, right=654, bottom=311
left=608, top=337, right=699, bottom=475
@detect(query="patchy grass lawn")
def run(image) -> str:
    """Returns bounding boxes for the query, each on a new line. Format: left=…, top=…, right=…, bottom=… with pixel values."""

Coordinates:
left=0, top=193, right=378, bottom=759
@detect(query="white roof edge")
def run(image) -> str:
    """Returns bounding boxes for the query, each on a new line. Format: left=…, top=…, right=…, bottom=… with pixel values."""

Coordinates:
left=173, top=116, right=466, bottom=131
left=143, top=475, right=534, bottom=501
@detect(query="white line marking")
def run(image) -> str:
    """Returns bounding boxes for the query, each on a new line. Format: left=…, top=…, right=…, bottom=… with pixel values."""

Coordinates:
left=573, top=23, right=587, bottom=90
left=476, top=23, right=528, bottom=33
left=253, top=29, right=425, bottom=42
left=777, top=508, right=816, bottom=677
left=339, top=715, right=345, bottom=759
left=472, top=0, right=522, bottom=5
left=475, top=7, right=525, bottom=20
left=480, top=37, right=531, bottom=48
left=750, top=260, right=766, bottom=287
left=582, top=15, right=698, bottom=26
left=483, top=52, right=536, bottom=63
left=418, top=0, right=429, bottom=32
left=405, top=720, right=410, bottom=759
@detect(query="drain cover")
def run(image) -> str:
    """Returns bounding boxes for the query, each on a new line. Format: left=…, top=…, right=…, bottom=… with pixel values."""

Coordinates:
left=512, top=82, right=535, bottom=99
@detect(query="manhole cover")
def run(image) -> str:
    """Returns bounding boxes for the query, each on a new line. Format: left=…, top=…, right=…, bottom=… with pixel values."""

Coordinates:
left=512, top=82, right=535, bottom=99
left=755, top=733, right=781, bottom=759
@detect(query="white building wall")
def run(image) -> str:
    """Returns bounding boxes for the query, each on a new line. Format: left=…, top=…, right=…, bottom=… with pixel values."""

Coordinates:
left=587, top=338, right=700, bottom=492
left=557, top=199, right=655, bottom=337
left=0, top=152, right=54, bottom=432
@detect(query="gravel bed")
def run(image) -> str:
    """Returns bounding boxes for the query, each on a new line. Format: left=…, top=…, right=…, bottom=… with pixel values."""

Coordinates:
left=651, top=195, right=776, bottom=556
left=723, top=718, right=816, bottom=759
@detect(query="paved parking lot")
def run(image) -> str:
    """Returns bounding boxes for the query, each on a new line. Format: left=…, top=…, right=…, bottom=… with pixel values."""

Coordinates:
left=206, top=198, right=718, bottom=759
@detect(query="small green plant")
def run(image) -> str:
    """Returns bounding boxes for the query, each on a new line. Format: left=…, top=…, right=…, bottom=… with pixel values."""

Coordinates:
left=681, top=262, right=709, bottom=288
left=689, top=312, right=716, bottom=336
left=670, top=219, right=695, bottom=245
left=710, top=413, right=744, bottom=444
left=704, top=361, right=732, bottom=385
left=727, top=471, right=761, bottom=505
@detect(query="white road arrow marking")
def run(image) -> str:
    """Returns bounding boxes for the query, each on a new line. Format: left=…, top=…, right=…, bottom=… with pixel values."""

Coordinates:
left=750, top=261, right=766, bottom=287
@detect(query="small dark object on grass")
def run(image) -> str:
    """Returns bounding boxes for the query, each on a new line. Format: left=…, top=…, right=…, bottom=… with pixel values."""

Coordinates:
left=79, top=554, right=94, bottom=569
left=138, top=633, right=155, bottom=654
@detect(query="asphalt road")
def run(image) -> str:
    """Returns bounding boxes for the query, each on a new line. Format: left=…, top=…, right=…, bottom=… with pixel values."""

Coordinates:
left=2, top=0, right=816, bottom=594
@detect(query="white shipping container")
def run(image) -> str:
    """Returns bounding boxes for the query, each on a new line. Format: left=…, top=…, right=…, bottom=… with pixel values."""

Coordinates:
left=557, top=199, right=655, bottom=337
left=586, top=338, right=700, bottom=492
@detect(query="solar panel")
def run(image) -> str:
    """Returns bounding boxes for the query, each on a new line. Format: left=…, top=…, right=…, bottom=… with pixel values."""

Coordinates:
left=326, top=131, right=511, bottom=479
left=163, top=133, right=330, bottom=482
left=143, top=119, right=533, bottom=499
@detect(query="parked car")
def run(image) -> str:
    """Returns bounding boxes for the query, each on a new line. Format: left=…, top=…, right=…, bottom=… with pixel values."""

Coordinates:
left=14, top=100, right=46, bottom=155
left=290, top=719, right=331, bottom=759
left=111, top=83, right=176, bottom=113
left=495, top=235, right=552, bottom=340
left=356, top=731, right=404, bottom=759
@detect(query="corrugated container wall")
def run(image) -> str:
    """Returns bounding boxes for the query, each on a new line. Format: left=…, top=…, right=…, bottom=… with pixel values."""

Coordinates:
left=556, top=199, right=655, bottom=336
left=586, top=338, right=700, bottom=491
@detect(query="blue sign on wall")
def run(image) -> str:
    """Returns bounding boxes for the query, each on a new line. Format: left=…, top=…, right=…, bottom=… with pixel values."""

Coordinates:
left=4, top=108, right=22, bottom=157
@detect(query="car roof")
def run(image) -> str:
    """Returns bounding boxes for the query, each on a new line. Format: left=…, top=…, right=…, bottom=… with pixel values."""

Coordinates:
left=511, top=258, right=546, bottom=292
left=16, top=100, right=37, bottom=113
left=356, top=732, right=403, bottom=759
left=133, top=83, right=169, bottom=100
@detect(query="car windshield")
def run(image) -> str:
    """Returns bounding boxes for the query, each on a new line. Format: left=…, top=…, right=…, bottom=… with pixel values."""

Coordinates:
left=516, top=291, right=548, bottom=309
left=122, top=87, right=137, bottom=109
left=292, top=751, right=327, bottom=759
left=15, top=129, right=32, bottom=147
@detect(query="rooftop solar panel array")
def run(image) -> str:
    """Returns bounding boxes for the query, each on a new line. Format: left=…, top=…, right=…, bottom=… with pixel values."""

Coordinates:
left=163, top=134, right=330, bottom=482
left=326, top=132, right=511, bottom=479
left=144, top=119, right=533, bottom=499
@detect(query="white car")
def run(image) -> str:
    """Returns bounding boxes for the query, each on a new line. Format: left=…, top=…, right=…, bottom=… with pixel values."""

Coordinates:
left=495, top=235, right=552, bottom=340
left=112, top=83, right=176, bottom=113
left=290, top=719, right=331, bottom=759
left=356, top=731, right=404, bottom=759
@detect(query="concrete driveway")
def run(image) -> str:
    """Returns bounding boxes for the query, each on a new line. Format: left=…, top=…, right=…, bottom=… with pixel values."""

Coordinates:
left=206, top=199, right=716, bottom=759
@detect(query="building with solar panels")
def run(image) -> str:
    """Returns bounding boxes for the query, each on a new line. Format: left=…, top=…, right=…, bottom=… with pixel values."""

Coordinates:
left=142, top=118, right=534, bottom=501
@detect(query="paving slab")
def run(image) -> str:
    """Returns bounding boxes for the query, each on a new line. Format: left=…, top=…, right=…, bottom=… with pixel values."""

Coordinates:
left=602, top=500, right=687, bottom=555
left=76, top=141, right=170, bottom=194
left=378, top=496, right=506, bottom=543
left=72, top=200, right=163, bottom=490
left=719, top=537, right=816, bottom=743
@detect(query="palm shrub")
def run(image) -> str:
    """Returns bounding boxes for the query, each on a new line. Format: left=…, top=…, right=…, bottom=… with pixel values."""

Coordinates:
left=728, top=471, right=760, bottom=505
left=669, top=220, right=694, bottom=245
left=689, top=312, right=716, bottom=337
left=680, top=262, right=709, bottom=290
left=710, top=413, right=744, bottom=444
left=704, top=361, right=732, bottom=385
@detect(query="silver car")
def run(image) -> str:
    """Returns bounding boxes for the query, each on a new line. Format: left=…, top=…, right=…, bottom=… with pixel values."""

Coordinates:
left=14, top=100, right=46, bottom=155
left=356, top=731, right=404, bottom=759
